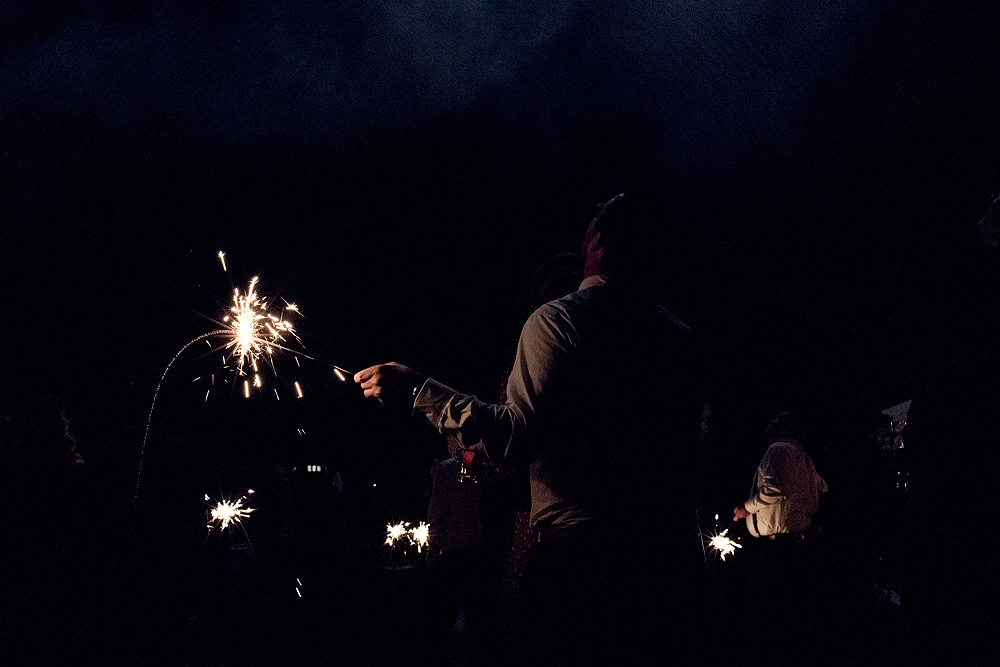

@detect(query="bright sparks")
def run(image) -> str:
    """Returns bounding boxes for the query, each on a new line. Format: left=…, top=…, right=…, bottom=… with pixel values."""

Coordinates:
left=411, top=522, right=430, bottom=553
left=385, top=521, right=410, bottom=547
left=134, top=252, right=318, bottom=505
left=385, top=521, right=431, bottom=552
left=222, top=276, right=302, bottom=392
left=708, top=529, right=742, bottom=561
left=207, top=489, right=256, bottom=533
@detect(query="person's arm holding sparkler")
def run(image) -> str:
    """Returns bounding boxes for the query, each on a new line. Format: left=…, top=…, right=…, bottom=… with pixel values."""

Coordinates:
left=355, top=362, right=428, bottom=408
left=355, top=302, right=567, bottom=464
left=355, top=361, right=529, bottom=464
left=733, top=447, right=784, bottom=527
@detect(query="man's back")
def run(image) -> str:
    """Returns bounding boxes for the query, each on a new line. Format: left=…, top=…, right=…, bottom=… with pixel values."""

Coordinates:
left=522, top=278, right=703, bottom=535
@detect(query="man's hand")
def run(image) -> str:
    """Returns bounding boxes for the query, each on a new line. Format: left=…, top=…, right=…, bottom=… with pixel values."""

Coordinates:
left=733, top=505, right=750, bottom=521
left=354, top=362, right=427, bottom=409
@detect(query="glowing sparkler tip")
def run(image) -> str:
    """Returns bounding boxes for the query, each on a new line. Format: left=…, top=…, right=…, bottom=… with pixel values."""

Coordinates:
left=708, top=529, right=742, bottom=561
left=207, top=493, right=256, bottom=532
left=385, top=521, right=410, bottom=546
left=224, top=276, right=303, bottom=386
left=411, top=521, right=430, bottom=553
left=384, top=520, right=431, bottom=552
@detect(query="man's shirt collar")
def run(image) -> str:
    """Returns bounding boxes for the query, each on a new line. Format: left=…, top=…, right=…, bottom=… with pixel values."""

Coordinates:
left=579, top=274, right=607, bottom=290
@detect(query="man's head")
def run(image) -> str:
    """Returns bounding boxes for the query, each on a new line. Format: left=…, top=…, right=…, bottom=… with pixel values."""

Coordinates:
left=763, top=411, right=806, bottom=445
left=581, top=187, right=674, bottom=282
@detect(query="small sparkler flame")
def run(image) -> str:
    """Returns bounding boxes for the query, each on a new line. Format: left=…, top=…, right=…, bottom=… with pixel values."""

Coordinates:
left=411, top=521, right=430, bottom=553
left=384, top=520, right=431, bottom=552
left=207, top=489, right=256, bottom=533
left=708, top=529, right=742, bottom=561
left=385, top=521, right=411, bottom=547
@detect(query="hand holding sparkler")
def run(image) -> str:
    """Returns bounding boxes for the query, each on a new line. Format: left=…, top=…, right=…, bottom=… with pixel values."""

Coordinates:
left=355, top=362, right=427, bottom=408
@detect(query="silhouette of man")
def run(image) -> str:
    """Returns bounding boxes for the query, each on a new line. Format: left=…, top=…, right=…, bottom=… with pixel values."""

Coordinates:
left=356, top=188, right=706, bottom=665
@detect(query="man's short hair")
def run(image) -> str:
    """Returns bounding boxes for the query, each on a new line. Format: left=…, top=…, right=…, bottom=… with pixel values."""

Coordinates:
left=591, top=186, right=675, bottom=280
left=763, top=411, right=806, bottom=444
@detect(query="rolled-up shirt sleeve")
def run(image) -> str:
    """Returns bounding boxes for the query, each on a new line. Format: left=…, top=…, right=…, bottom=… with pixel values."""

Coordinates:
left=411, top=301, right=573, bottom=462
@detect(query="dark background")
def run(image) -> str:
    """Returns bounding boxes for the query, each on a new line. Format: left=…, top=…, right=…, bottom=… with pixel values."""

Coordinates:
left=6, top=1, right=998, bottom=416
left=1, top=2, right=997, bottom=661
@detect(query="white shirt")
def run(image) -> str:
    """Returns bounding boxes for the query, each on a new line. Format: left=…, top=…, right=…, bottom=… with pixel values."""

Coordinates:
left=743, top=439, right=828, bottom=537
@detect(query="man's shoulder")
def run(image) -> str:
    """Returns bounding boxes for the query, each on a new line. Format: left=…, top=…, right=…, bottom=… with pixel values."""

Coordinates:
left=530, top=285, right=592, bottom=322
left=536, top=283, right=693, bottom=331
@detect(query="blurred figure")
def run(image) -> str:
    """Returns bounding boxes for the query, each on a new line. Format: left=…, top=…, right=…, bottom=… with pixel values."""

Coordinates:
left=460, top=252, right=583, bottom=666
left=0, top=393, right=93, bottom=664
left=732, top=411, right=828, bottom=666
left=903, top=193, right=1000, bottom=663
left=422, top=455, right=487, bottom=666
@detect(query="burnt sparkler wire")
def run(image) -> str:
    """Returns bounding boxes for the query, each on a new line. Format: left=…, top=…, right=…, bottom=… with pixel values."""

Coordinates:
left=132, top=330, right=353, bottom=506
left=133, top=269, right=354, bottom=506
left=134, top=330, right=229, bottom=506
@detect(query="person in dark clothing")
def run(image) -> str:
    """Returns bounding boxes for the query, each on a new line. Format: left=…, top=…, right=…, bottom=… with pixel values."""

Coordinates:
left=422, top=456, right=487, bottom=666
left=902, top=193, right=1000, bottom=664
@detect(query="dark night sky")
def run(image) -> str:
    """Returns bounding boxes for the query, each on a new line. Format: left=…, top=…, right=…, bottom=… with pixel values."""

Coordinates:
left=3, top=1, right=999, bottom=472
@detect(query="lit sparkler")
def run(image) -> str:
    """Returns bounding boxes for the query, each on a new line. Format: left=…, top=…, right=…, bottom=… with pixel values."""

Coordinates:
left=385, top=521, right=411, bottom=547
left=134, top=252, right=353, bottom=506
left=708, top=529, right=742, bottom=561
left=206, top=489, right=256, bottom=533
left=222, top=276, right=301, bottom=381
left=411, top=521, right=430, bottom=553
left=384, top=521, right=431, bottom=553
